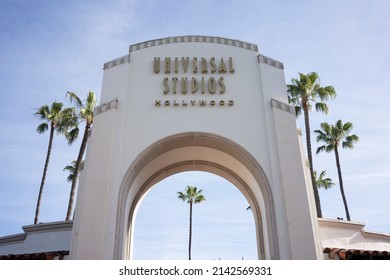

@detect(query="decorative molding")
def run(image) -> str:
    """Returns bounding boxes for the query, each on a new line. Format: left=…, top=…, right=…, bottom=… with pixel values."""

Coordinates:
left=271, top=99, right=295, bottom=115
left=0, top=233, right=26, bottom=245
left=362, top=230, right=390, bottom=241
left=258, top=54, right=284, bottom=69
left=103, top=36, right=286, bottom=71
left=103, top=55, right=130, bottom=70
left=318, top=218, right=365, bottom=231
left=22, top=221, right=73, bottom=234
left=129, top=35, right=258, bottom=53
left=94, top=99, right=118, bottom=116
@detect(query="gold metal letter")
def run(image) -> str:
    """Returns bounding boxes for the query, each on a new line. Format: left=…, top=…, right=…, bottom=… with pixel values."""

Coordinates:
left=210, top=57, right=216, bottom=73
left=208, top=77, right=216, bottom=94
left=191, top=78, right=198, bottom=93
left=229, top=57, right=235, bottom=73
left=154, top=57, right=160, bottom=73
left=172, top=77, right=178, bottom=94
left=174, top=57, right=179, bottom=73
left=218, top=58, right=227, bottom=73
left=163, top=77, right=169, bottom=94
left=192, top=57, right=198, bottom=73
left=165, top=57, right=171, bottom=74
left=218, top=77, right=225, bottom=94
left=181, top=77, right=188, bottom=94
left=182, top=57, right=189, bottom=73
left=201, top=57, right=208, bottom=73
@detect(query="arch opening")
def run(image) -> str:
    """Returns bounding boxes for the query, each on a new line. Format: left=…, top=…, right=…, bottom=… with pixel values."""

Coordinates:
left=132, top=171, right=258, bottom=260
left=114, top=132, right=279, bottom=260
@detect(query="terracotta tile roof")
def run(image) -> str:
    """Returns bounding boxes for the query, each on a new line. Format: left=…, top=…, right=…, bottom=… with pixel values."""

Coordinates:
left=0, top=250, right=69, bottom=260
left=324, top=248, right=390, bottom=260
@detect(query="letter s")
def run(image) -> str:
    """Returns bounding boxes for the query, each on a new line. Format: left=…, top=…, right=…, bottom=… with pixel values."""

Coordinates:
left=163, top=77, right=169, bottom=94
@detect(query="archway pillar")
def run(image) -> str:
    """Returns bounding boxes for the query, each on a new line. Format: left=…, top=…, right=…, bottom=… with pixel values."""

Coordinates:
left=271, top=99, right=323, bottom=259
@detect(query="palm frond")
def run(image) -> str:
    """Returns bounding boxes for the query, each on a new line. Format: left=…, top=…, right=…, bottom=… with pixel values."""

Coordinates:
left=316, top=145, right=327, bottom=154
left=178, top=185, right=206, bottom=204
left=315, top=120, right=359, bottom=152
left=63, top=160, right=77, bottom=182
left=315, top=102, right=329, bottom=114
left=314, top=170, right=335, bottom=190
left=36, top=122, right=48, bottom=134
left=34, top=105, right=50, bottom=120
left=66, top=91, right=84, bottom=108
left=65, top=127, right=80, bottom=145
left=342, top=134, right=359, bottom=149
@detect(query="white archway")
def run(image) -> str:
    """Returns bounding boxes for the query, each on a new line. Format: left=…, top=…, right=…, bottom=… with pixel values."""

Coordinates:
left=70, top=37, right=321, bottom=260
left=114, top=132, right=279, bottom=259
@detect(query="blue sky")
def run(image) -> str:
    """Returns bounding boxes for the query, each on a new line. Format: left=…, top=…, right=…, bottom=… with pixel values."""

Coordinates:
left=0, top=0, right=389, bottom=259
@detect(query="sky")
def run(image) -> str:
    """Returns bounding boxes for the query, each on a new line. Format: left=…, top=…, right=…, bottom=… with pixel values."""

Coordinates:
left=0, top=0, right=389, bottom=260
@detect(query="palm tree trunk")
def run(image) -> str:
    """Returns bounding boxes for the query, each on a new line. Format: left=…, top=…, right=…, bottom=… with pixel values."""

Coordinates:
left=303, top=104, right=322, bottom=218
left=34, top=125, right=55, bottom=224
left=65, top=122, right=90, bottom=221
left=334, top=146, right=351, bottom=221
left=188, top=201, right=193, bottom=260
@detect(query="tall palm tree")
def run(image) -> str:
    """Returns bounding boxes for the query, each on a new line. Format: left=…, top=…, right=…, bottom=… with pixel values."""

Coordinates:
left=287, top=72, right=336, bottom=218
left=314, top=120, right=359, bottom=221
left=177, top=185, right=206, bottom=260
left=34, top=102, right=76, bottom=224
left=314, top=170, right=335, bottom=190
left=65, top=91, right=97, bottom=221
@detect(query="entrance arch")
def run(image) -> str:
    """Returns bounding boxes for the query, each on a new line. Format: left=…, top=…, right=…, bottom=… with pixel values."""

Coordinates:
left=70, top=36, right=321, bottom=260
left=115, top=132, right=278, bottom=259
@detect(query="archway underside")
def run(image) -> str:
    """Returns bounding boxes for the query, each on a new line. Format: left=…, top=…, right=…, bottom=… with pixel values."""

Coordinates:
left=115, top=132, right=279, bottom=260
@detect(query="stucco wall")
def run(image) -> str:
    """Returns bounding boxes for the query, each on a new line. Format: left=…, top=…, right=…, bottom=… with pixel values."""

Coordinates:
left=0, top=221, right=72, bottom=256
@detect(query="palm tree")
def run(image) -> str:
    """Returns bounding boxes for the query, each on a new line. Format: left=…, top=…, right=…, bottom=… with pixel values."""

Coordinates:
left=63, top=160, right=77, bottom=183
left=65, top=91, right=97, bottom=221
left=314, top=120, right=359, bottom=221
left=177, top=185, right=206, bottom=260
left=314, top=170, right=335, bottom=190
left=34, top=102, right=76, bottom=224
left=287, top=72, right=336, bottom=218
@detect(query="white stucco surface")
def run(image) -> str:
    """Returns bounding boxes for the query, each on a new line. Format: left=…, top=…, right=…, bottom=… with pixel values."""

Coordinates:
left=0, top=221, right=72, bottom=256
left=319, top=219, right=390, bottom=251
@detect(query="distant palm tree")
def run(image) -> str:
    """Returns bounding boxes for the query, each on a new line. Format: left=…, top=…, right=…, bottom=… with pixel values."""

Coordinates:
left=63, top=160, right=77, bottom=183
left=34, top=102, right=76, bottom=224
left=287, top=72, right=336, bottom=218
left=65, top=91, right=97, bottom=221
left=177, top=186, right=206, bottom=260
left=314, top=170, right=335, bottom=190
left=314, top=120, right=359, bottom=221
